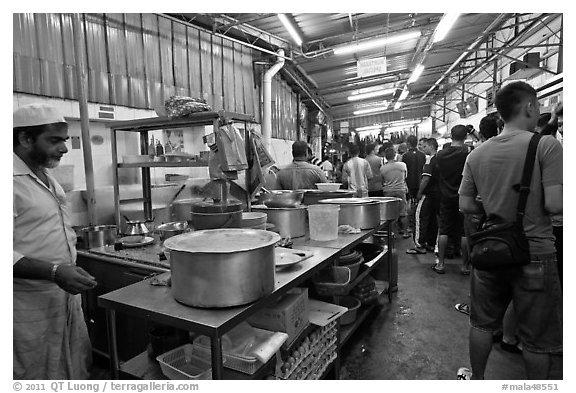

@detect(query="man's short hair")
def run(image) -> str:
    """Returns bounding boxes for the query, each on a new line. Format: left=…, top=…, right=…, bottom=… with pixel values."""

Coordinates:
left=425, top=138, right=438, bottom=151
left=366, top=143, right=376, bottom=155
left=292, top=141, right=308, bottom=158
left=384, top=147, right=396, bottom=160
left=478, top=115, right=499, bottom=140
left=495, top=81, right=537, bottom=122
left=379, top=141, right=393, bottom=154
left=349, top=144, right=360, bottom=156
left=407, top=135, right=418, bottom=148
left=451, top=125, right=468, bottom=141
left=397, top=143, right=408, bottom=154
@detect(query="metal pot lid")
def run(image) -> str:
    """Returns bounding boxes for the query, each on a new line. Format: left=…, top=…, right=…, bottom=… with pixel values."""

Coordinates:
left=367, top=197, right=402, bottom=203
left=304, top=190, right=354, bottom=195
left=164, top=228, right=281, bottom=253
left=318, top=198, right=379, bottom=205
left=252, top=204, right=307, bottom=211
left=191, top=200, right=242, bottom=213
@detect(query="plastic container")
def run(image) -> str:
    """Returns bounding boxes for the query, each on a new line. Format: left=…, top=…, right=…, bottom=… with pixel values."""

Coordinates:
left=156, top=344, right=213, bottom=380
left=307, top=204, right=339, bottom=241
left=312, top=266, right=352, bottom=296
left=315, top=183, right=342, bottom=192
left=339, top=296, right=361, bottom=325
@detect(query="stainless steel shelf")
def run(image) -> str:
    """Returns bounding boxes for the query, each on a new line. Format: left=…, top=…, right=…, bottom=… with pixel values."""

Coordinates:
left=117, top=162, right=208, bottom=168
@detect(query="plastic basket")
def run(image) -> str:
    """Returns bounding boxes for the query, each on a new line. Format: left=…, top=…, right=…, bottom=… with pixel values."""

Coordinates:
left=192, top=342, right=261, bottom=375
left=156, top=344, right=213, bottom=380
left=312, top=266, right=352, bottom=296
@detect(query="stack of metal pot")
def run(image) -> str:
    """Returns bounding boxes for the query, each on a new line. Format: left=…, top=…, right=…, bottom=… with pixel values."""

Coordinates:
left=189, top=200, right=242, bottom=230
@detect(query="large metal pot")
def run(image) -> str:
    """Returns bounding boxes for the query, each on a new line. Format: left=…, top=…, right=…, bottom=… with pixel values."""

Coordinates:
left=367, top=197, right=402, bottom=221
left=251, top=205, right=307, bottom=238
left=258, top=190, right=304, bottom=208
left=78, top=225, right=118, bottom=249
left=301, top=189, right=354, bottom=205
left=164, top=229, right=281, bottom=308
left=319, top=198, right=381, bottom=229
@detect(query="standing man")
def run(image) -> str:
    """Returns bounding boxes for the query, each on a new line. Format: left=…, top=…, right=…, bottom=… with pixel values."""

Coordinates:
left=402, top=135, right=426, bottom=237
left=342, top=144, right=373, bottom=197
left=457, top=81, right=562, bottom=380
left=365, top=143, right=383, bottom=197
left=276, top=141, right=327, bottom=190
left=381, top=147, right=408, bottom=234
left=13, top=103, right=97, bottom=379
left=432, top=125, right=471, bottom=274
left=406, top=138, right=440, bottom=254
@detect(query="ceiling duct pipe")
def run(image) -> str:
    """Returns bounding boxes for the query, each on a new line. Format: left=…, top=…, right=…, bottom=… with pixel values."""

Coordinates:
left=263, top=49, right=285, bottom=151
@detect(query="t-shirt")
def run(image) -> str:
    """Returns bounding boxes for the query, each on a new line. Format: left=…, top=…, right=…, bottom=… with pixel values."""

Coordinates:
left=459, top=131, right=563, bottom=255
left=276, top=160, right=327, bottom=190
left=380, top=161, right=407, bottom=193
left=402, top=148, right=426, bottom=192
left=436, top=145, right=470, bottom=200
left=365, top=154, right=384, bottom=192
left=422, top=154, right=439, bottom=197
left=320, top=160, right=333, bottom=172
left=343, top=156, right=373, bottom=197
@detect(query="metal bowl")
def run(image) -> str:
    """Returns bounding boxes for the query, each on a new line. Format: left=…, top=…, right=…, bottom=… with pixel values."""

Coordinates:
left=156, top=221, right=189, bottom=241
left=259, top=190, right=304, bottom=208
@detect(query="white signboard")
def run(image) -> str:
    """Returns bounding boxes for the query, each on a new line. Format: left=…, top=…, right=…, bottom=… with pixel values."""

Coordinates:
left=357, top=57, right=387, bottom=78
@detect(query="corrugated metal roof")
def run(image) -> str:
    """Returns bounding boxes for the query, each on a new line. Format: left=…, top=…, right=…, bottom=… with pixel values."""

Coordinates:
left=168, top=13, right=506, bottom=126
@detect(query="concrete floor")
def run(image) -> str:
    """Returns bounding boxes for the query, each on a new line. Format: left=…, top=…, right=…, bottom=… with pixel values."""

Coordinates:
left=89, top=235, right=562, bottom=380
left=339, top=236, right=563, bottom=380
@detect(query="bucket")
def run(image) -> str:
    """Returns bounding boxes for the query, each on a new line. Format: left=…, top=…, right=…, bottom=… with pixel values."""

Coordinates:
left=241, top=212, right=267, bottom=230
left=307, top=204, right=339, bottom=241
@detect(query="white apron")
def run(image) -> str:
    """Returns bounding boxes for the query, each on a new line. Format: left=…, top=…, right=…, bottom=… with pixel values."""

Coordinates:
left=13, top=279, right=92, bottom=379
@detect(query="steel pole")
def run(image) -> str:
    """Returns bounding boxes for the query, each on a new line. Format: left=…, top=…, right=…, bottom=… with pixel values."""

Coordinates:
left=72, top=13, right=97, bottom=225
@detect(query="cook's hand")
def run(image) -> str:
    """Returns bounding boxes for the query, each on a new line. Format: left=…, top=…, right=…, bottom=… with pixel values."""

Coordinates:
left=54, top=265, right=97, bottom=295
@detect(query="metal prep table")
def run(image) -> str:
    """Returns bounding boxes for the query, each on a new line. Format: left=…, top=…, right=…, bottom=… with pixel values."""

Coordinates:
left=97, top=222, right=392, bottom=379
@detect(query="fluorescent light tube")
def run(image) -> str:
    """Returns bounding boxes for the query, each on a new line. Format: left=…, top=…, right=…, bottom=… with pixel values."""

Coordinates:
left=353, top=106, right=389, bottom=115
left=389, top=119, right=421, bottom=127
left=355, top=124, right=382, bottom=131
left=433, top=13, right=460, bottom=43
left=399, top=87, right=409, bottom=101
left=348, top=88, right=396, bottom=101
left=334, top=31, right=421, bottom=55
left=394, top=102, right=402, bottom=110
left=278, top=14, right=302, bottom=46
left=407, top=64, right=425, bottom=84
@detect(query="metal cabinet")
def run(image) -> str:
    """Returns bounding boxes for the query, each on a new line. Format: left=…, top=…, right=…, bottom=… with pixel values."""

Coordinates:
left=77, top=252, right=168, bottom=361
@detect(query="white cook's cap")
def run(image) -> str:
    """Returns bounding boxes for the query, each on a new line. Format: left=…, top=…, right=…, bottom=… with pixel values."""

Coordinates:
left=14, top=103, right=67, bottom=128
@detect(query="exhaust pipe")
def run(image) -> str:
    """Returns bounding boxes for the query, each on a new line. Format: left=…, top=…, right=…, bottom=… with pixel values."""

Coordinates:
left=262, top=49, right=285, bottom=151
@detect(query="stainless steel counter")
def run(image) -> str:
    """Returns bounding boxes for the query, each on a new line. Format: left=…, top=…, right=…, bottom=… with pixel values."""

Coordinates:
left=96, top=222, right=391, bottom=380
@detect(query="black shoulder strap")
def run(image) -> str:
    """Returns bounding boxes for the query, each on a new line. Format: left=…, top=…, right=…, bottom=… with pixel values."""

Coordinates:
left=516, top=133, right=542, bottom=222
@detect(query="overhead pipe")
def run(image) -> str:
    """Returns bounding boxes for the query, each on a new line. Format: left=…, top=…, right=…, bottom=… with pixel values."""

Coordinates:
left=262, top=49, right=285, bottom=151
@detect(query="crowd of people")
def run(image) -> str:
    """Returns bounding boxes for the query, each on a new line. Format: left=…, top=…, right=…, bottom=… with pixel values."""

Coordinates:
left=14, top=80, right=562, bottom=380
left=271, top=81, right=563, bottom=380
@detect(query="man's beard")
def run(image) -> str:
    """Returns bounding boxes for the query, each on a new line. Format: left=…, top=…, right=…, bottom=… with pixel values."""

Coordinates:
left=29, top=145, right=60, bottom=169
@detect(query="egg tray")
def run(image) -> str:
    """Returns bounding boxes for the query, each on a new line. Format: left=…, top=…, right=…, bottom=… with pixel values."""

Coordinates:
left=274, top=323, right=337, bottom=379
left=275, top=336, right=337, bottom=380
left=280, top=342, right=337, bottom=380
left=274, top=326, right=336, bottom=379
left=305, top=349, right=338, bottom=380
